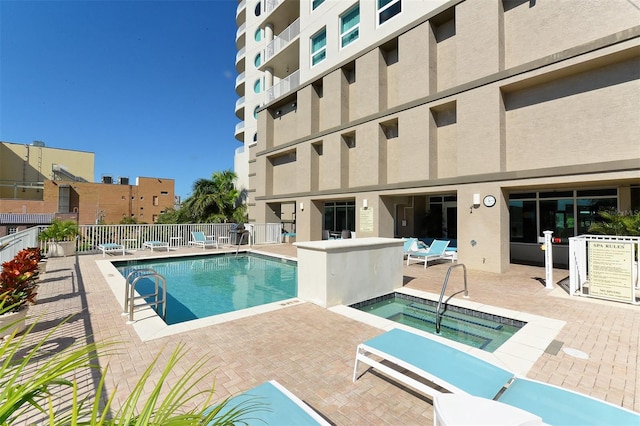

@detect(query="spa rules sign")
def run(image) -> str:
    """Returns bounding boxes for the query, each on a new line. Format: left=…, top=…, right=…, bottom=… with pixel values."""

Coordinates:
left=588, top=241, right=634, bottom=302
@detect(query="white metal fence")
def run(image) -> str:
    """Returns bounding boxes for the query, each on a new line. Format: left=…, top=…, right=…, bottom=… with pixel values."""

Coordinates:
left=0, top=223, right=284, bottom=261
left=569, top=234, right=639, bottom=304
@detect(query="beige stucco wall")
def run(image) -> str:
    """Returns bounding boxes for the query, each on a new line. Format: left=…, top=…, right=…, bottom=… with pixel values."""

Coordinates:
left=504, top=0, right=640, bottom=68
left=250, top=0, right=640, bottom=273
left=0, top=142, right=94, bottom=199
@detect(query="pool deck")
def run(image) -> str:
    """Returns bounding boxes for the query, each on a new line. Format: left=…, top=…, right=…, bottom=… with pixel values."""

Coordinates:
left=20, top=243, right=639, bottom=424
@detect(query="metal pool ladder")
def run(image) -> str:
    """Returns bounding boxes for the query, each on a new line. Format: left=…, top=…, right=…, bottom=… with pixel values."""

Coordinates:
left=435, top=263, right=468, bottom=334
left=123, top=268, right=167, bottom=323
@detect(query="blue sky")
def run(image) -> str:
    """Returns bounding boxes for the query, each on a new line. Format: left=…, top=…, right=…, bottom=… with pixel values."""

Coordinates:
left=0, top=0, right=240, bottom=199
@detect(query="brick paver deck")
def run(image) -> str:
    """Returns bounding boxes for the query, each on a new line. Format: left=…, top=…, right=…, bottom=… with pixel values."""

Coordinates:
left=18, top=243, right=640, bottom=424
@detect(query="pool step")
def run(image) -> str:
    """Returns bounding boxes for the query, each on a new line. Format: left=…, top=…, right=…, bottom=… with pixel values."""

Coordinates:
left=407, top=302, right=504, bottom=331
left=390, top=311, right=492, bottom=349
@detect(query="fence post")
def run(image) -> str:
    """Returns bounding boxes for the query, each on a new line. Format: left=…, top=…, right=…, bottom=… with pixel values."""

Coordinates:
left=542, top=230, right=554, bottom=289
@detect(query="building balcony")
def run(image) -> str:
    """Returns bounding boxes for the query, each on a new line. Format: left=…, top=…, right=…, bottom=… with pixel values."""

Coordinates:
left=235, top=71, right=245, bottom=96
left=265, top=70, right=300, bottom=104
left=234, top=121, right=245, bottom=142
left=235, top=96, right=245, bottom=119
left=264, top=18, right=299, bottom=63
left=236, top=0, right=246, bottom=26
left=235, top=46, right=246, bottom=73
left=236, top=22, right=246, bottom=49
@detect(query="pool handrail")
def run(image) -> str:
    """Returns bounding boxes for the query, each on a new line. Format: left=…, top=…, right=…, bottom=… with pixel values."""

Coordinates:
left=435, top=263, right=468, bottom=334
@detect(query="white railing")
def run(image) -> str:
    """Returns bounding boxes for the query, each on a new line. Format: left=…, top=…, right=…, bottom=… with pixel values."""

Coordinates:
left=569, top=234, right=640, bottom=304
left=235, top=96, right=245, bottom=110
left=235, top=71, right=245, bottom=88
left=264, top=18, right=300, bottom=63
left=236, top=22, right=246, bottom=40
left=235, top=46, right=246, bottom=64
left=264, top=0, right=283, bottom=15
left=236, top=0, right=246, bottom=17
left=265, top=69, right=300, bottom=103
left=0, top=227, right=44, bottom=264
left=1, top=223, right=284, bottom=260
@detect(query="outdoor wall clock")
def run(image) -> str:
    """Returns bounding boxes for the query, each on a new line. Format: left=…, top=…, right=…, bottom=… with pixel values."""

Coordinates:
left=483, top=195, right=496, bottom=207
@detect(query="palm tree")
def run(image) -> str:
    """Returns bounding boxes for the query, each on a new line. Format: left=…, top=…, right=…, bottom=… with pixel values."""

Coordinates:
left=178, top=170, right=244, bottom=223
left=588, top=210, right=640, bottom=236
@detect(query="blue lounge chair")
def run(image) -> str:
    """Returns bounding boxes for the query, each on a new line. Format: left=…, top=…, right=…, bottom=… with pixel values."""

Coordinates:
left=142, top=240, right=169, bottom=252
left=189, top=231, right=218, bottom=249
left=97, top=243, right=125, bottom=258
left=207, top=380, right=330, bottom=425
left=406, top=239, right=450, bottom=268
left=354, top=329, right=640, bottom=425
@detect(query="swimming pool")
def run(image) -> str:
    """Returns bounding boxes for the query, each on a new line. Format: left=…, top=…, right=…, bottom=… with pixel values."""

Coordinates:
left=114, top=253, right=297, bottom=325
left=350, top=293, right=526, bottom=352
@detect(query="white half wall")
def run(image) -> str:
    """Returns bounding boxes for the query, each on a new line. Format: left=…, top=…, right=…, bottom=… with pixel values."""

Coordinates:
left=294, top=237, right=404, bottom=308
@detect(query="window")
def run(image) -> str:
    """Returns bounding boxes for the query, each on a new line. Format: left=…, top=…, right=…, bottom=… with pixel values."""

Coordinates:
left=8, top=227, right=17, bottom=235
left=254, top=28, right=262, bottom=42
left=254, top=53, right=261, bottom=67
left=254, top=1, right=261, bottom=16
left=378, top=0, right=401, bottom=25
left=323, top=201, right=356, bottom=232
left=312, top=0, right=325, bottom=10
left=311, top=28, right=327, bottom=66
left=254, top=105, right=260, bottom=119
left=340, top=4, right=360, bottom=48
left=153, top=196, right=159, bottom=206
left=253, top=79, right=261, bottom=93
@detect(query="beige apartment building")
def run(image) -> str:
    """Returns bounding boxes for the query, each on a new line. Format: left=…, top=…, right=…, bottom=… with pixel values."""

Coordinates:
left=0, top=141, right=175, bottom=234
left=236, top=0, right=640, bottom=272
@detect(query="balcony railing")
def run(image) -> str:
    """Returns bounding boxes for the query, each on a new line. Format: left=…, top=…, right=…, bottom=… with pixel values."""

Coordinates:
left=235, top=96, right=245, bottom=110
left=235, top=46, right=246, bottom=64
left=235, top=71, right=245, bottom=89
left=236, top=0, right=246, bottom=18
left=264, top=0, right=283, bottom=15
left=264, top=18, right=300, bottom=63
left=265, top=70, right=300, bottom=103
left=236, top=22, right=246, bottom=40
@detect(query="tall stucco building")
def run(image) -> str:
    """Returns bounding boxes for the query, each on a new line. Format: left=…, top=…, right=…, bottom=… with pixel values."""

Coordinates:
left=235, top=0, right=640, bottom=272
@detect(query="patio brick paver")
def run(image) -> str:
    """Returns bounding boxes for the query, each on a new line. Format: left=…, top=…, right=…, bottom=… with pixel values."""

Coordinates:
left=17, top=243, right=640, bottom=424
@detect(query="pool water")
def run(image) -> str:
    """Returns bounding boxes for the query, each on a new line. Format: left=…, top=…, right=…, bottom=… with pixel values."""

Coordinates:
left=115, top=253, right=297, bottom=325
left=351, top=293, right=525, bottom=352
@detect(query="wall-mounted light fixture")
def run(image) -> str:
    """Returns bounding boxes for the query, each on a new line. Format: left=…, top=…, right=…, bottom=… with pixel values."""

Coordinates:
left=362, top=199, right=368, bottom=209
left=299, top=202, right=304, bottom=211
left=276, top=110, right=281, bottom=116
left=470, top=193, right=480, bottom=213
left=291, top=102, right=297, bottom=109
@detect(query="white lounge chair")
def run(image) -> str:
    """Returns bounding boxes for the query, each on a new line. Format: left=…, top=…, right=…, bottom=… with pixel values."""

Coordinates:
left=406, top=239, right=450, bottom=268
left=142, top=240, right=169, bottom=252
left=207, top=380, right=330, bottom=425
left=189, top=231, right=218, bottom=249
left=97, top=243, right=125, bottom=258
left=353, top=329, right=640, bottom=426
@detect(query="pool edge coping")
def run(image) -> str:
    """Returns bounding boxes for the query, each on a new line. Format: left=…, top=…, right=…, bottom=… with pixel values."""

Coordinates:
left=95, top=249, right=302, bottom=342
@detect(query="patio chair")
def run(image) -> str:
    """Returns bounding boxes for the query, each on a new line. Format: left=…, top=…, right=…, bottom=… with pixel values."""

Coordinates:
left=353, top=329, right=640, bottom=426
left=406, top=239, right=450, bottom=268
left=97, top=243, right=125, bottom=258
left=341, top=229, right=352, bottom=239
left=207, top=380, right=330, bottom=425
left=142, top=240, right=170, bottom=252
left=189, top=231, right=218, bottom=249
